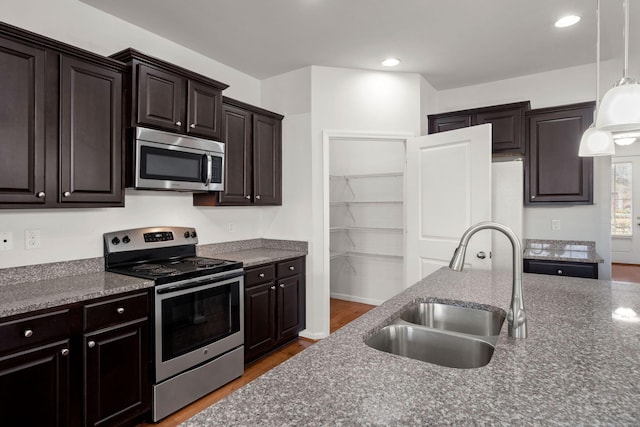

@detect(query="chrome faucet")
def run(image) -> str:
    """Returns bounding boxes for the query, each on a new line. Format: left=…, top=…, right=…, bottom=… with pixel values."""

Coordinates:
left=449, top=221, right=527, bottom=338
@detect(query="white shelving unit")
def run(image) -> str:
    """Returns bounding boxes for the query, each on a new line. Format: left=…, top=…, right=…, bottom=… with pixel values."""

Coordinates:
left=329, top=172, right=404, bottom=305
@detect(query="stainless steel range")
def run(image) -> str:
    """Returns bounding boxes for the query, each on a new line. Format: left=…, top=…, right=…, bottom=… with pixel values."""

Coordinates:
left=104, top=226, right=244, bottom=422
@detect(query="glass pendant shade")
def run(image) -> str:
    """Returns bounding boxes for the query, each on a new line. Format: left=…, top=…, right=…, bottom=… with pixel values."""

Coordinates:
left=596, top=77, right=640, bottom=131
left=578, top=124, right=615, bottom=156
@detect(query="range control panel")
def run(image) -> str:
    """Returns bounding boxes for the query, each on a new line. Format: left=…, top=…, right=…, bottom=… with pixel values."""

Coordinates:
left=104, top=226, right=198, bottom=253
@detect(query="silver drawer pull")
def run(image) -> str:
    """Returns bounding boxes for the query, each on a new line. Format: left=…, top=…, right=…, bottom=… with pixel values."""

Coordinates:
left=270, top=285, right=276, bottom=290
left=255, top=195, right=261, bottom=200
left=280, top=284, right=285, bottom=288
left=190, top=123, right=196, bottom=128
left=289, top=266, right=295, bottom=271
left=259, top=273, right=265, bottom=278
left=24, top=329, right=33, bottom=338
left=63, top=191, right=71, bottom=197
left=176, top=121, right=182, bottom=126
left=557, top=269, right=563, bottom=275
left=88, top=341, right=96, bottom=348
left=245, top=195, right=251, bottom=199
left=61, top=348, right=69, bottom=356
left=37, top=192, right=45, bottom=198
left=116, top=307, right=125, bottom=314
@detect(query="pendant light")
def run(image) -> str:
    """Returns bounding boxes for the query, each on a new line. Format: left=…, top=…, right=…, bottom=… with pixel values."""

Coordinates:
left=579, top=0, right=615, bottom=156
left=596, top=0, right=640, bottom=131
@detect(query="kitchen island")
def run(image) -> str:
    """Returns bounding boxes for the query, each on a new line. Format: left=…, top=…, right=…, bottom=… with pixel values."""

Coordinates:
left=181, top=268, right=640, bottom=426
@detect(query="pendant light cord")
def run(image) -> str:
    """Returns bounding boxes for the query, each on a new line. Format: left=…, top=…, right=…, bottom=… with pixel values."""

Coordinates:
left=596, top=0, right=601, bottom=113
left=624, top=0, right=630, bottom=76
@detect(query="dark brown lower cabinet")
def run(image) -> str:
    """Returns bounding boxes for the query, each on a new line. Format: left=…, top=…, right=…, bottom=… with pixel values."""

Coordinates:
left=524, top=259, right=598, bottom=279
left=244, top=257, right=306, bottom=363
left=0, top=290, right=151, bottom=427
left=0, top=340, right=71, bottom=427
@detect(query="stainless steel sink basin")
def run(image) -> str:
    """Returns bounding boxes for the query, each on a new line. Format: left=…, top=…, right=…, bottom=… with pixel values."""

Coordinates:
left=399, top=302, right=505, bottom=336
left=365, top=324, right=496, bottom=369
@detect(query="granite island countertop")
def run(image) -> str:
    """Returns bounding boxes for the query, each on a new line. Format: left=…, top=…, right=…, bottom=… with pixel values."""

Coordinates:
left=181, top=268, right=640, bottom=426
left=523, top=239, right=604, bottom=264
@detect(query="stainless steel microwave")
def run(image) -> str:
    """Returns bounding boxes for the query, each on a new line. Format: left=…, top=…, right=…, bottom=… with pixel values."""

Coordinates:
left=130, top=127, right=224, bottom=192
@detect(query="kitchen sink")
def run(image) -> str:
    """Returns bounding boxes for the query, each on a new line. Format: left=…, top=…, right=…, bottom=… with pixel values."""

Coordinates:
left=365, top=301, right=506, bottom=369
left=399, top=302, right=505, bottom=336
left=365, top=324, right=496, bottom=369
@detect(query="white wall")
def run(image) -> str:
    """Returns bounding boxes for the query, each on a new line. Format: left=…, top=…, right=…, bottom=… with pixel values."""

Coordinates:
left=0, top=0, right=269, bottom=268
left=434, top=62, right=616, bottom=279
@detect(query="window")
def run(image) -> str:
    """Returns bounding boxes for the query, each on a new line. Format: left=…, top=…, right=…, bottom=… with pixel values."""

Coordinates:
left=612, top=162, right=632, bottom=236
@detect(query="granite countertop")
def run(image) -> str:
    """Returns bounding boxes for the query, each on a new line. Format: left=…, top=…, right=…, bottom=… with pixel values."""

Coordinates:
left=0, top=238, right=307, bottom=319
left=181, top=268, right=640, bottom=426
left=523, top=239, right=604, bottom=263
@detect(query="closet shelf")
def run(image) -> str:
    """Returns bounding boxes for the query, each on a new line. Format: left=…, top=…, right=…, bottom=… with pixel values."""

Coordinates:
left=330, top=172, right=403, bottom=180
left=330, top=226, right=403, bottom=232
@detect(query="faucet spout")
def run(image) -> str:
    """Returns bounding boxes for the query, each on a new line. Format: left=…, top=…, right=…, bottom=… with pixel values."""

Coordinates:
left=449, top=221, right=527, bottom=338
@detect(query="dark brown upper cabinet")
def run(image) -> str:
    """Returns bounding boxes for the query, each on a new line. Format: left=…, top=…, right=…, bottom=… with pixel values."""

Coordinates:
left=428, top=101, right=530, bottom=155
left=0, top=22, right=125, bottom=209
left=194, top=97, right=283, bottom=207
left=525, top=101, right=595, bottom=205
left=111, top=48, right=228, bottom=141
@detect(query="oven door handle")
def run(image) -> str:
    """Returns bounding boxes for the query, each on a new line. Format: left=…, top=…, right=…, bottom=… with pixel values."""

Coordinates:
left=156, top=270, right=244, bottom=295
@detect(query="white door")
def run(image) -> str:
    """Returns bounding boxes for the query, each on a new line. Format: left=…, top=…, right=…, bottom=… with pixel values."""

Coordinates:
left=612, top=156, right=640, bottom=264
left=406, top=124, right=492, bottom=286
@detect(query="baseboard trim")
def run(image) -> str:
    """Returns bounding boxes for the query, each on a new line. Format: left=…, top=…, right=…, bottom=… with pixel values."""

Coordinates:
left=330, top=293, right=382, bottom=306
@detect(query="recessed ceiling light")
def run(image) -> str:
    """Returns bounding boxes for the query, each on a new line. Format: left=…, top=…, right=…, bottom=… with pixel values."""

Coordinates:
left=555, top=15, right=581, bottom=28
left=381, top=58, right=400, bottom=67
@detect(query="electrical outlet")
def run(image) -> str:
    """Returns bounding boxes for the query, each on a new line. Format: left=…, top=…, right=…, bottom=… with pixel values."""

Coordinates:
left=25, top=229, right=41, bottom=249
left=0, top=232, right=13, bottom=251
left=551, top=219, right=561, bottom=231
left=228, top=223, right=235, bottom=232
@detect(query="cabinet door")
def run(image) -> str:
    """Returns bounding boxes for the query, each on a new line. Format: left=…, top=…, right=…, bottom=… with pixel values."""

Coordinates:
left=428, top=114, right=471, bottom=134
left=137, top=63, right=184, bottom=132
left=0, top=37, right=46, bottom=205
left=526, top=103, right=594, bottom=204
left=476, top=106, right=525, bottom=154
left=218, top=103, right=252, bottom=205
left=84, top=320, right=150, bottom=427
left=0, top=340, right=70, bottom=427
left=187, top=80, right=222, bottom=140
left=276, top=275, right=302, bottom=343
left=60, top=56, right=123, bottom=205
left=244, top=282, right=277, bottom=362
left=253, top=113, right=282, bottom=205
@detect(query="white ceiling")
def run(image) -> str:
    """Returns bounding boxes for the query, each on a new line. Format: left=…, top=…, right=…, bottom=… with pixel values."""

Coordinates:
left=80, top=0, right=639, bottom=90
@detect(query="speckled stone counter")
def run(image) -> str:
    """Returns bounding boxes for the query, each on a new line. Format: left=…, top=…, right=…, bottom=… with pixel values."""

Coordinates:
left=198, top=238, right=307, bottom=267
left=523, top=239, right=604, bottom=263
left=181, top=268, right=640, bottom=426
left=0, top=258, right=153, bottom=319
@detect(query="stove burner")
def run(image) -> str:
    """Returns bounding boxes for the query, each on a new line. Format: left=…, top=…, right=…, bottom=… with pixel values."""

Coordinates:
left=148, top=267, right=179, bottom=276
left=131, top=263, right=162, bottom=271
left=184, top=257, right=226, bottom=268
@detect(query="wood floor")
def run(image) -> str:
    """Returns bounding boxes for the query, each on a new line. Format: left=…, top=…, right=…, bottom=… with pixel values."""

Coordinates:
left=139, top=298, right=375, bottom=427
left=611, top=263, right=640, bottom=283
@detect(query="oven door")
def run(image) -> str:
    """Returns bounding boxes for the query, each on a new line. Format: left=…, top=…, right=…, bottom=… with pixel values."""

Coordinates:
left=154, top=270, right=244, bottom=382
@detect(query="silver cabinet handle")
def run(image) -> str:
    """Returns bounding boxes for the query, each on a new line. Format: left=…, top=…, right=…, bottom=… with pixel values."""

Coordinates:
left=245, top=195, right=251, bottom=199
left=88, top=341, right=96, bottom=348
left=255, top=195, right=261, bottom=200
left=37, top=192, right=45, bottom=198
left=557, top=269, right=563, bottom=275
left=116, top=307, right=124, bottom=314
left=61, top=348, right=69, bottom=356
left=176, top=121, right=182, bottom=126
left=270, top=285, right=276, bottom=290
left=63, top=191, right=71, bottom=197
left=24, top=329, right=33, bottom=338
left=289, top=266, right=295, bottom=271
left=279, top=284, right=285, bottom=288
left=259, top=273, right=265, bottom=278
left=190, top=123, right=196, bottom=128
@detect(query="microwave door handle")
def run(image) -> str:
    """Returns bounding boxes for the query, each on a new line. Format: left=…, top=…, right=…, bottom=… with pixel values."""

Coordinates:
left=204, top=155, right=213, bottom=186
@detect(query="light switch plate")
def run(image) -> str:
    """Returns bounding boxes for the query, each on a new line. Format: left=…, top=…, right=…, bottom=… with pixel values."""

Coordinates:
left=25, top=229, right=41, bottom=249
left=0, top=232, right=13, bottom=251
left=551, top=219, right=561, bottom=231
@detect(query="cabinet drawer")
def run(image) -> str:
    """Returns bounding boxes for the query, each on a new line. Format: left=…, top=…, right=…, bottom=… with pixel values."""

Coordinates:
left=524, top=259, right=598, bottom=279
left=245, top=264, right=276, bottom=288
left=84, top=292, right=149, bottom=332
left=0, top=309, right=70, bottom=355
left=276, top=258, right=303, bottom=278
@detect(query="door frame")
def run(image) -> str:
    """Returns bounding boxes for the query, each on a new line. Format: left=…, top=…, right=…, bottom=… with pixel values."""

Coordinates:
left=321, top=130, right=413, bottom=336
